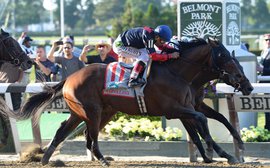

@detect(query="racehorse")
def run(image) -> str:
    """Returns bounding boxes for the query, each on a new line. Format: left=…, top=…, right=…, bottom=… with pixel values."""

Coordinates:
left=0, top=29, right=32, bottom=70
left=0, top=38, right=250, bottom=166
left=0, top=28, right=33, bottom=148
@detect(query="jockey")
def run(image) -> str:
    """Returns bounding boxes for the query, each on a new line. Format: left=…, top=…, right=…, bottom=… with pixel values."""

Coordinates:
left=113, top=25, right=180, bottom=87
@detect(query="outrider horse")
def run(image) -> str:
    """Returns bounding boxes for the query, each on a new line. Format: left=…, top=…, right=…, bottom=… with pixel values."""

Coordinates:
left=0, top=38, right=251, bottom=166
left=0, top=28, right=33, bottom=148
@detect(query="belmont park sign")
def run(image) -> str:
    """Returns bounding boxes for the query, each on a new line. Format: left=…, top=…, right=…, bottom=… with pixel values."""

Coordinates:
left=178, top=0, right=241, bottom=46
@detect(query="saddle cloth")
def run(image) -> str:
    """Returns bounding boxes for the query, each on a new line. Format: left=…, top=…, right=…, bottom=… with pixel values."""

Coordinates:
left=103, top=61, right=149, bottom=114
left=103, top=62, right=135, bottom=98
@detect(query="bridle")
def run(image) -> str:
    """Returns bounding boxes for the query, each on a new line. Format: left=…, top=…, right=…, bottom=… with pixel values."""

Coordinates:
left=166, top=41, right=228, bottom=77
left=165, top=40, right=243, bottom=92
left=0, top=35, right=26, bottom=66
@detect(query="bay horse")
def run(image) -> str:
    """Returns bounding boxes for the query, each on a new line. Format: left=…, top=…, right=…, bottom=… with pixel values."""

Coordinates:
left=0, top=38, right=250, bottom=166
left=84, top=43, right=253, bottom=163
left=0, top=28, right=33, bottom=148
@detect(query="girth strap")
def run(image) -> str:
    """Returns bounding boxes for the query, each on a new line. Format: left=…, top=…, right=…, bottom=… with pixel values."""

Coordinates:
left=135, top=87, right=147, bottom=115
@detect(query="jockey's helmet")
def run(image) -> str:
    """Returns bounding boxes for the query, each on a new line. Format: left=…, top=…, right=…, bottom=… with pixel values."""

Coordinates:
left=154, top=25, right=172, bottom=42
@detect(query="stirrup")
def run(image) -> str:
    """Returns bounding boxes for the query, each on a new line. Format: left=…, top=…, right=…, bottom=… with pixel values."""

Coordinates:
left=128, top=78, right=145, bottom=87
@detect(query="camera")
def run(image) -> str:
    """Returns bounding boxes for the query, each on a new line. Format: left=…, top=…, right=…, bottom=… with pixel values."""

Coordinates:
left=56, top=41, right=63, bottom=45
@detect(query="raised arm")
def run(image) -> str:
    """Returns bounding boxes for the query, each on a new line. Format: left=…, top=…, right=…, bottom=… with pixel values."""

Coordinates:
left=79, top=44, right=95, bottom=63
left=47, top=41, right=59, bottom=62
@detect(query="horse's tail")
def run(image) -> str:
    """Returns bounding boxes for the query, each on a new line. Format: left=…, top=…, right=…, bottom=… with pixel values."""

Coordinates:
left=0, top=80, right=66, bottom=124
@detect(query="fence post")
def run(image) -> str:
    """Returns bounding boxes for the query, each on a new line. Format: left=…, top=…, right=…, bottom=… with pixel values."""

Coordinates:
left=226, top=94, right=244, bottom=162
left=4, top=93, right=21, bottom=154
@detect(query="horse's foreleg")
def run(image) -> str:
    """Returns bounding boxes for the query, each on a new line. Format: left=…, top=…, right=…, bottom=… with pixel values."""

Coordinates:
left=42, top=114, right=81, bottom=165
left=197, top=102, right=244, bottom=150
left=192, top=117, right=239, bottom=163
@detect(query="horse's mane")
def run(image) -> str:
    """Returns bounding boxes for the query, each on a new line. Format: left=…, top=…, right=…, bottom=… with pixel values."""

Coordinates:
left=165, top=38, right=208, bottom=54
left=179, top=38, right=208, bottom=51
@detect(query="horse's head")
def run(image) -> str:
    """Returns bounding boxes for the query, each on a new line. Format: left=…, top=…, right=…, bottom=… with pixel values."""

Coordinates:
left=221, top=54, right=254, bottom=95
left=0, top=28, right=33, bottom=70
left=208, top=37, right=253, bottom=95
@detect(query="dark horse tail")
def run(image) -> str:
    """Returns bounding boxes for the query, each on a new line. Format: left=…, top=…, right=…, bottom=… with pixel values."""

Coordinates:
left=0, top=80, right=66, bottom=124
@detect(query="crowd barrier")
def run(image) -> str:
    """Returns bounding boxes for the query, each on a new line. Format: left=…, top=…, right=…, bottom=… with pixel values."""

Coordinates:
left=1, top=82, right=270, bottom=161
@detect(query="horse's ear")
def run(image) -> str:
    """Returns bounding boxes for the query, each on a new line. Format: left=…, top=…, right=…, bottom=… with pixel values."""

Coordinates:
left=207, top=37, right=215, bottom=44
left=232, top=50, right=236, bottom=58
left=1, top=28, right=9, bottom=36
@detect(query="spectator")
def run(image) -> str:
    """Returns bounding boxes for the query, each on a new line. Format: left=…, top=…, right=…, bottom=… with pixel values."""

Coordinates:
left=18, top=32, right=34, bottom=85
left=47, top=38, right=85, bottom=80
left=107, top=36, right=118, bottom=61
left=34, top=46, right=57, bottom=82
left=66, top=35, right=82, bottom=57
left=79, top=40, right=116, bottom=64
left=257, top=33, right=270, bottom=130
left=0, top=63, right=23, bottom=110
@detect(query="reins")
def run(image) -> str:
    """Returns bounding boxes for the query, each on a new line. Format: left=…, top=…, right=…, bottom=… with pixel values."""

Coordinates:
left=167, top=42, right=226, bottom=76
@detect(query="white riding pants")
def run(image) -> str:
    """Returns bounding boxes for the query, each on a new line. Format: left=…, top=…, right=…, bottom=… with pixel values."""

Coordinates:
left=113, top=36, right=149, bottom=64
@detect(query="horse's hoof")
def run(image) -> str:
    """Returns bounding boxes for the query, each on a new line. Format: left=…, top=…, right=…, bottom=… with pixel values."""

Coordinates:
left=203, top=157, right=212, bottom=163
left=104, top=156, right=114, bottom=161
left=41, top=157, right=49, bottom=166
left=100, top=158, right=110, bottom=167
left=227, top=156, right=239, bottom=164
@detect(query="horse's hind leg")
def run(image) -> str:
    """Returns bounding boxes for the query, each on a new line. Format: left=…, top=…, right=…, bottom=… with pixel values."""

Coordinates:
left=42, top=114, right=81, bottom=165
left=85, top=121, right=109, bottom=167
left=85, top=107, right=117, bottom=161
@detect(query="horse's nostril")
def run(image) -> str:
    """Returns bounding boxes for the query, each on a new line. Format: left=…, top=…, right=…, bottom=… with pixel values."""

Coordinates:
left=248, top=87, right=254, bottom=92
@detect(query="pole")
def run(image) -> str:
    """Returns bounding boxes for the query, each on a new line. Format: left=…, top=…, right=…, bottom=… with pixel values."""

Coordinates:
left=60, top=0, right=64, bottom=37
left=11, top=0, right=16, bottom=37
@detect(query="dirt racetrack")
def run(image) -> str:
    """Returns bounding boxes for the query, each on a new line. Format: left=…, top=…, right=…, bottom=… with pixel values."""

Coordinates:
left=0, top=160, right=268, bottom=168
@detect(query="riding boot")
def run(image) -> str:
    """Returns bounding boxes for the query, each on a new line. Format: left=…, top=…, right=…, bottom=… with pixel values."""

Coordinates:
left=128, top=61, right=146, bottom=87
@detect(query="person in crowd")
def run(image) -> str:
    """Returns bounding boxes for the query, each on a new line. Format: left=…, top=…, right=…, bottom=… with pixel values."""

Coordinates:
left=53, top=35, right=82, bottom=58
left=257, top=33, right=270, bottom=130
left=34, top=45, right=57, bottom=82
left=79, top=40, right=116, bottom=64
left=67, top=35, right=82, bottom=57
left=113, top=25, right=179, bottom=87
left=107, top=36, right=118, bottom=61
left=0, top=63, right=23, bottom=110
left=47, top=37, right=85, bottom=80
left=18, top=32, right=35, bottom=85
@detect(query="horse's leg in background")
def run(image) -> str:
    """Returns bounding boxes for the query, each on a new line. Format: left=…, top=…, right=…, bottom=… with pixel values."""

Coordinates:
left=196, top=102, right=244, bottom=150
left=42, top=113, right=81, bottom=165
left=0, top=113, right=8, bottom=148
left=181, top=119, right=212, bottom=163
